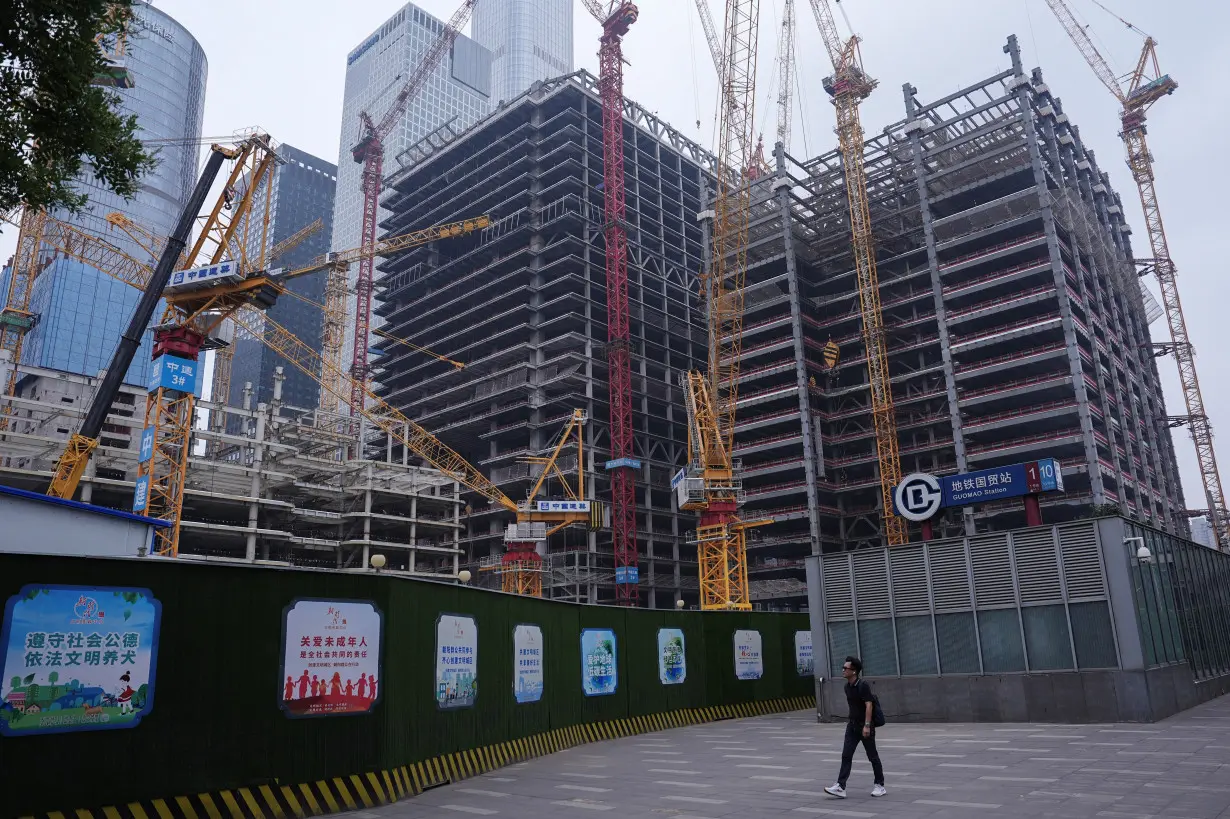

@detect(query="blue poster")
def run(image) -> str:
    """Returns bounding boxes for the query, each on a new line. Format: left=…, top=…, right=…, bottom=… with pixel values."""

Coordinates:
left=436, top=614, right=478, bottom=709
left=513, top=624, right=544, bottom=704
left=0, top=585, right=161, bottom=736
left=658, top=628, right=686, bottom=685
left=581, top=628, right=617, bottom=696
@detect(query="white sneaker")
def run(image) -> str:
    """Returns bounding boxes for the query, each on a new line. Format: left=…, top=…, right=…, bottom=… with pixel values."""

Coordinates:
left=824, top=784, right=846, bottom=798
left=871, top=784, right=887, bottom=797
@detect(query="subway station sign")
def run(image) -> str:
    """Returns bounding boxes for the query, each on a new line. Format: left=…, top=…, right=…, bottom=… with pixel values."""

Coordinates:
left=894, top=458, right=1064, bottom=522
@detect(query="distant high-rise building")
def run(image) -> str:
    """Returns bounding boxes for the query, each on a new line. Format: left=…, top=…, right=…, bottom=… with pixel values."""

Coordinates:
left=16, top=3, right=207, bottom=385
left=1190, top=516, right=1216, bottom=549
left=473, top=0, right=573, bottom=102
left=229, top=145, right=337, bottom=410
left=331, top=3, right=492, bottom=373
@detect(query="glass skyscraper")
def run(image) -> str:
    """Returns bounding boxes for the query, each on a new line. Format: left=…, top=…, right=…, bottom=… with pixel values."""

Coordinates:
left=18, top=3, right=207, bottom=386
left=331, top=3, right=492, bottom=369
left=229, top=144, right=337, bottom=410
left=473, top=0, right=573, bottom=103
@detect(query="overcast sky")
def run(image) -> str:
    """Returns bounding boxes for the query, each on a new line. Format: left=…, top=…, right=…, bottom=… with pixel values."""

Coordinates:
left=3, top=0, right=1226, bottom=510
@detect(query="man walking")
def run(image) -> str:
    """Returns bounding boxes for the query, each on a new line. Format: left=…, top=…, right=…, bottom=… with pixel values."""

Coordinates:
left=824, top=656, right=886, bottom=799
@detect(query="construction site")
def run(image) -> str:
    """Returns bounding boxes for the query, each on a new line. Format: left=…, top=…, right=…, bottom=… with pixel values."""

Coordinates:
left=0, top=0, right=1225, bottom=614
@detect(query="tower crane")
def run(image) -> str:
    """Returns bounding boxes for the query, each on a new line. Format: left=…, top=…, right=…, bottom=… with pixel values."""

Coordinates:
left=37, top=210, right=591, bottom=586
left=103, top=212, right=326, bottom=413
left=775, top=0, right=796, bottom=152
left=805, top=0, right=907, bottom=545
left=580, top=0, right=640, bottom=605
left=691, top=0, right=769, bottom=176
left=347, top=0, right=478, bottom=418
left=675, top=0, right=763, bottom=611
left=35, top=142, right=487, bottom=555
left=1042, top=0, right=1226, bottom=550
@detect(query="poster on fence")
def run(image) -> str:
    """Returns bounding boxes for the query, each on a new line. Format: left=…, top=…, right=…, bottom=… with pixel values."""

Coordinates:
left=794, top=630, right=814, bottom=677
left=513, top=624, right=544, bottom=704
left=733, top=629, right=763, bottom=680
left=657, top=628, right=686, bottom=685
left=437, top=614, right=478, bottom=709
left=281, top=599, right=381, bottom=718
left=0, top=585, right=161, bottom=736
left=581, top=628, right=617, bottom=696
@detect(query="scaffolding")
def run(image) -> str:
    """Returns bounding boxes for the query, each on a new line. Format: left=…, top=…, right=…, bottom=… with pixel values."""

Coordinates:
left=0, top=355, right=464, bottom=574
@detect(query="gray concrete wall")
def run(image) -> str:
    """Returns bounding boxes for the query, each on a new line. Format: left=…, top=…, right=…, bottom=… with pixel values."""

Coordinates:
left=814, top=665, right=1230, bottom=724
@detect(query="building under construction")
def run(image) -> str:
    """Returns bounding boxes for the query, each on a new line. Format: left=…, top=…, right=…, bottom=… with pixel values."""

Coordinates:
left=374, top=70, right=713, bottom=608
left=366, top=40, right=1186, bottom=608
left=0, top=353, right=464, bottom=573
left=732, top=37, right=1185, bottom=605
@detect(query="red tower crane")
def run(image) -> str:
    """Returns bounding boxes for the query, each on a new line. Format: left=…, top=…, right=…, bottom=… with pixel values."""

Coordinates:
left=581, top=1, right=639, bottom=605
left=348, top=0, right=478, bottom=415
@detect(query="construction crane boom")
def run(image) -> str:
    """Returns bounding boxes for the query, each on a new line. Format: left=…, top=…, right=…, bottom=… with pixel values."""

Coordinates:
left=348, top=0, right=479, bottom=417
left=582, top=0, right=640, bottom=605
left=46, top=145, right=235, bottom=502
left=806, top=0, right=907, bottom=546
left=1043, top=0, right=1226, bottom=549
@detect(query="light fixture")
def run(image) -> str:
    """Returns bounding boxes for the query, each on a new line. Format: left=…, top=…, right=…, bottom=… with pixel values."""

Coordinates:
left=369, top=554, right=387, bottom=571
left=458, top=569, right=472, bottom=584
left=675, top=599, right=685, bottom=609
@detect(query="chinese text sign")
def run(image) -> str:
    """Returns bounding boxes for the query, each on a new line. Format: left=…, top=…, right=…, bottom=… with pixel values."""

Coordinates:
left=734, top=629, right=763, bottom=680
left=0, top=585, right=161, bottom=736
left=581, top=629, right=617, bottom=696
left=281, top=599, right=381, bottom=718
left=437, top=614, right=478, bottom=709
left=513, top=624, right=544, bottom=704
left=658, top=628, right=686, bottom=685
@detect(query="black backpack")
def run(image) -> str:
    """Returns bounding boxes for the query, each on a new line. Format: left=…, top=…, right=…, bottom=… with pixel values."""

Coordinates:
left=870, top=690, right=886, bottom=727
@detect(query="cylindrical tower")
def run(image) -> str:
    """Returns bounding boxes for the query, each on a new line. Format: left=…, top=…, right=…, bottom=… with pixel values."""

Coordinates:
left=22, top=2, right=208, bottom=385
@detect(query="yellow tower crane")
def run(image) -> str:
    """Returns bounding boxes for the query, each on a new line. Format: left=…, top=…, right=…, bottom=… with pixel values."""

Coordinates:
left=676, top=0, right=764, bottom=611
left=40, top=205, right=596, bottom=582
left=36, top=189, right=506, bottom=560
left=1043, top=0, right=1226, bottom=550
left=805, top=0, right=907, bottom=545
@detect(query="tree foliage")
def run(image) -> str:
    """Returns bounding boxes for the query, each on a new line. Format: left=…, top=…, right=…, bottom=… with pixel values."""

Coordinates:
left=0, top=0, right=155, bottom=213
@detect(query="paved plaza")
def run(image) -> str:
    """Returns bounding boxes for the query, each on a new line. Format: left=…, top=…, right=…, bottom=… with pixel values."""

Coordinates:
left=345, top=694, right=1230, bottom=818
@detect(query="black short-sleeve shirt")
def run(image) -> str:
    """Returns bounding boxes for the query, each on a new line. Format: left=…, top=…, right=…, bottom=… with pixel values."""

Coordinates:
left=845, top=678, right=873, bottom=723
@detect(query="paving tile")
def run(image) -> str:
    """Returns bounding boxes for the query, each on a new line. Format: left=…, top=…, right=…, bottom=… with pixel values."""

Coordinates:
left=338, top=694, right=1230, bottom=819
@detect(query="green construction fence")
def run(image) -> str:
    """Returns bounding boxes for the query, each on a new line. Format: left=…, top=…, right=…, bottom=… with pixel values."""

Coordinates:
left=0, top=553, right=813, bottom=818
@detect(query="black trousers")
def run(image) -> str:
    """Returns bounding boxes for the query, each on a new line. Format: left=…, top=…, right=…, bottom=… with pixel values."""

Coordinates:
left=837, top=721, right=884, bottom=787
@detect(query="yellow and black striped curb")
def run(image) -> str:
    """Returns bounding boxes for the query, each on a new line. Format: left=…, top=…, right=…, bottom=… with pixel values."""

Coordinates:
left=20, top=695, right=815, bottom=819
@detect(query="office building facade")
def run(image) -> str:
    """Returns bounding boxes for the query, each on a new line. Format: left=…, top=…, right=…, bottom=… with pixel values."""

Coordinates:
left=229, top=145, right=337, bottom=410
left=331, top=3, right=492, bottom=369
left=473, top=0, right=573, bottom=103
left=18, top=3, right=207, bottom=385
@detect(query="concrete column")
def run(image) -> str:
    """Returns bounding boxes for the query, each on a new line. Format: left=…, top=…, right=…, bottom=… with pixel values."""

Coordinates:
left=246, top=403, right=267, bottom=561
left=774, top=143, right=825, bottom=555
left=902, top=83, right=973, bottom=536
left=1095, top=516, right=1145, bottom=670
left=1006, top=35, right=1104, bottom=504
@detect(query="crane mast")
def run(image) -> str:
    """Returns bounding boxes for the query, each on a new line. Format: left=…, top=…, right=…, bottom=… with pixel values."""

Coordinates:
left=581, top=0, right=640, bottom=605
left=775, top=0, right=796, bottom=151
left=806, top=0, right=907, bottom=545
left=676, top=0, right=761, bottom=611
left=1043, top=0, right=1226, bottom=550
